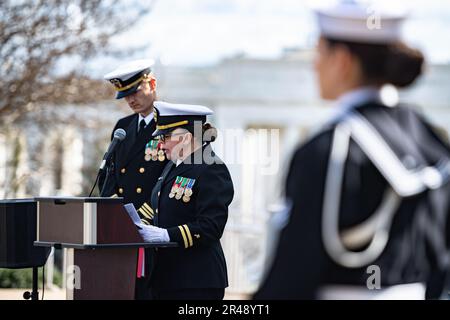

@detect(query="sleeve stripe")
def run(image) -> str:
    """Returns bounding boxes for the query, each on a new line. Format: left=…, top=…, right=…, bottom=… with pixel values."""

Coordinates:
left=143, top=203, right=154, bottom=214
left=140, top=205, right=154, bottom=218
left=178, top=225, right=189, bottom=248
left=141, top=219, right=150, bottom=225
left=138, top=208, right=153, bottom=220
left=182, top=224, right=193, bottom=247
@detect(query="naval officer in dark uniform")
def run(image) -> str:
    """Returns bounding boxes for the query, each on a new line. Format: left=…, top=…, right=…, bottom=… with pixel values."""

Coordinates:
left=101, top=59, right=168, bottom=299
left=135, top=101, right=234, bottom=300
left=254, top=2, right=450, bottom=300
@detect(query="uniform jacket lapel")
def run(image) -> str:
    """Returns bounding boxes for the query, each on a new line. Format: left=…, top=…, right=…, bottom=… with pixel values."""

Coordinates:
left=116, top=114, right=137, bottom=169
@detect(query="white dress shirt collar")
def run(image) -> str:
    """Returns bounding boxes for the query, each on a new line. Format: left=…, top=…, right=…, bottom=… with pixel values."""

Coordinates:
left=138, top=112, right=153, bottom=130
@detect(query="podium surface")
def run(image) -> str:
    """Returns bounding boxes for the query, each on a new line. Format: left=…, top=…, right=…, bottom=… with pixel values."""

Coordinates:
left=34, top=197, right=177, bottom=300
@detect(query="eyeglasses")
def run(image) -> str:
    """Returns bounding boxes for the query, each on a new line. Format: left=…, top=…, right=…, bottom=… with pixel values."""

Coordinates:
left=159, top=132, right=186, bottom=143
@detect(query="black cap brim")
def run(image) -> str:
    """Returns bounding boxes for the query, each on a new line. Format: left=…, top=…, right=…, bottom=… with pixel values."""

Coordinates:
left=115, top=83, right=140, bottom=99
left=152, top=128, right=171, bottom=137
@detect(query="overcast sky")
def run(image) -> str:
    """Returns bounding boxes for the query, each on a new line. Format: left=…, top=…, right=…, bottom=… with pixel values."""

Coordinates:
left=85, top=0, right=450, bottom=76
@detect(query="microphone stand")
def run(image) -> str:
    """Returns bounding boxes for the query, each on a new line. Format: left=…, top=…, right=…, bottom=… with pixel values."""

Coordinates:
left=88, top=171, right=100, bottom=197
left=99, top=162, right=114, bottom=197
left=88, top=156, right=113, bottom=197
left=88, top=128, right=125, bottom=197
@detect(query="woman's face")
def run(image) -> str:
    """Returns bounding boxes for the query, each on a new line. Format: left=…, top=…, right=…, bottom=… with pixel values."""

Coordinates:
left=314, top=36, right=353, bottom=100
left=160, top=128, right=191, bottom=162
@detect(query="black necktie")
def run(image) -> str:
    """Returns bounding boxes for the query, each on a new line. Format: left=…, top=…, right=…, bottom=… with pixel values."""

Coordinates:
left=138, top=119, right=146, bottom=135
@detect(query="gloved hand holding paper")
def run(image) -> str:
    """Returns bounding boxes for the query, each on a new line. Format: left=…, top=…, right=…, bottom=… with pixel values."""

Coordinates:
left=123, top=203, right=170, bottom=243
left=136, top=223, right=170, bottom=243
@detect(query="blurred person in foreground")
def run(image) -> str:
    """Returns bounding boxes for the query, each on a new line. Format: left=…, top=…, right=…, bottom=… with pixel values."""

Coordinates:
left=254, top=1, right=450, bottom=300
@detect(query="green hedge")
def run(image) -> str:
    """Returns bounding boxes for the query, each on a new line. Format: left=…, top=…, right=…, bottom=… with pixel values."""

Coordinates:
left=0, top=268, right=62, bottom=288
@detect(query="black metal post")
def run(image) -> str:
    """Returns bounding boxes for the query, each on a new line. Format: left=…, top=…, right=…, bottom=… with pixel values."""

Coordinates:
left=23, top=267, right=39, bottom=300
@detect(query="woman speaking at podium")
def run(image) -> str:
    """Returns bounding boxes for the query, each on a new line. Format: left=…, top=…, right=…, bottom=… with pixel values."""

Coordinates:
left=135, top=101, right=234, bottom=300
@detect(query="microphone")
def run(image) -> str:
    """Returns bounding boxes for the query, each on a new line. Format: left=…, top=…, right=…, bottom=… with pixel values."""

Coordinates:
left=99, top=128, right=126, bottom=171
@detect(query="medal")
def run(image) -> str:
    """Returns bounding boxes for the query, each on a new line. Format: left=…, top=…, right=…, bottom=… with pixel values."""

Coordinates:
left=182, top=195, right=190, bottom=203
left=157, top=149, right=165, bottom=162
left=179, top=178, right=188, bottom=193
left=176, top=178, right=188, bottom=200
left=184, top=179, right=195, bottom=197
left=144, top=140, right=160, bottom=161
left=151, top=141, right=158, bottom=161
left=169, top=192, right=175, bottom=198
left=171, top=176, right=182, bottom=194
left=157, top=142, right=165, bottom=162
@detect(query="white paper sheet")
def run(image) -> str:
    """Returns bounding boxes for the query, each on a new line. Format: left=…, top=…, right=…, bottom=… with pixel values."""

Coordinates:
left=123, top=203, right=142, bottom=226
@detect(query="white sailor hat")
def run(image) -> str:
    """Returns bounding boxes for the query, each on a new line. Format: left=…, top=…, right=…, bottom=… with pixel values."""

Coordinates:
left=314, top=0, right=408, bottom=44
left=103, top=59, right=155, bottom=99
left=152, top=101, right=213, bottom=137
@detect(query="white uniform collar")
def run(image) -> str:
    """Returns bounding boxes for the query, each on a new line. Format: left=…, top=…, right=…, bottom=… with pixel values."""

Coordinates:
left=138, top=112, right=153, bottom=127
left=331, top=87, right=382, bottom=123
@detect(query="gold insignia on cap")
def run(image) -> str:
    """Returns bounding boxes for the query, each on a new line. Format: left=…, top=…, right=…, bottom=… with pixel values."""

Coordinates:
left=112, top=75, right=145, bottom=92
left=156, top=120, right=189, bottom=130
left=110, top=78, right=122, bottom=89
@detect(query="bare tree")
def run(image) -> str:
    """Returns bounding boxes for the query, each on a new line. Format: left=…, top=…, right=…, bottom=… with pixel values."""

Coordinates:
left=0, top=0, right=153, bottom=123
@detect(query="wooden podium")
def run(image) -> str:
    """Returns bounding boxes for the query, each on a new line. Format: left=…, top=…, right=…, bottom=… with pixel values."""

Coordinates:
left=34, top=197, right=177, bottom=300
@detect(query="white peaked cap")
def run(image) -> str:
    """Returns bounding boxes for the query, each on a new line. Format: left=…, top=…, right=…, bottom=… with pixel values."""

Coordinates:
left=314, top=0, right=408, bottom=44
left=103, top=59, right=155, bottom=81
left=154, top=101, right=213, bottom=117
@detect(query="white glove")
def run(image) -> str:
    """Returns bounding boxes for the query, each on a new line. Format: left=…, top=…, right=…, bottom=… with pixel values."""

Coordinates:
left=138, top=224, right=170, bottom=243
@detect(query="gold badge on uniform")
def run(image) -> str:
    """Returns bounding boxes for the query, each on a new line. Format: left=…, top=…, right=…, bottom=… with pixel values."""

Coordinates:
left=169, top=176, right=195, bottom=203
left=145, top=139, right=165, bottom=162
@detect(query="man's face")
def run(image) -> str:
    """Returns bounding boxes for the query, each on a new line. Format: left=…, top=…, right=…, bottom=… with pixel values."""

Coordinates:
left=124, top=79, right=156, bottom=116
